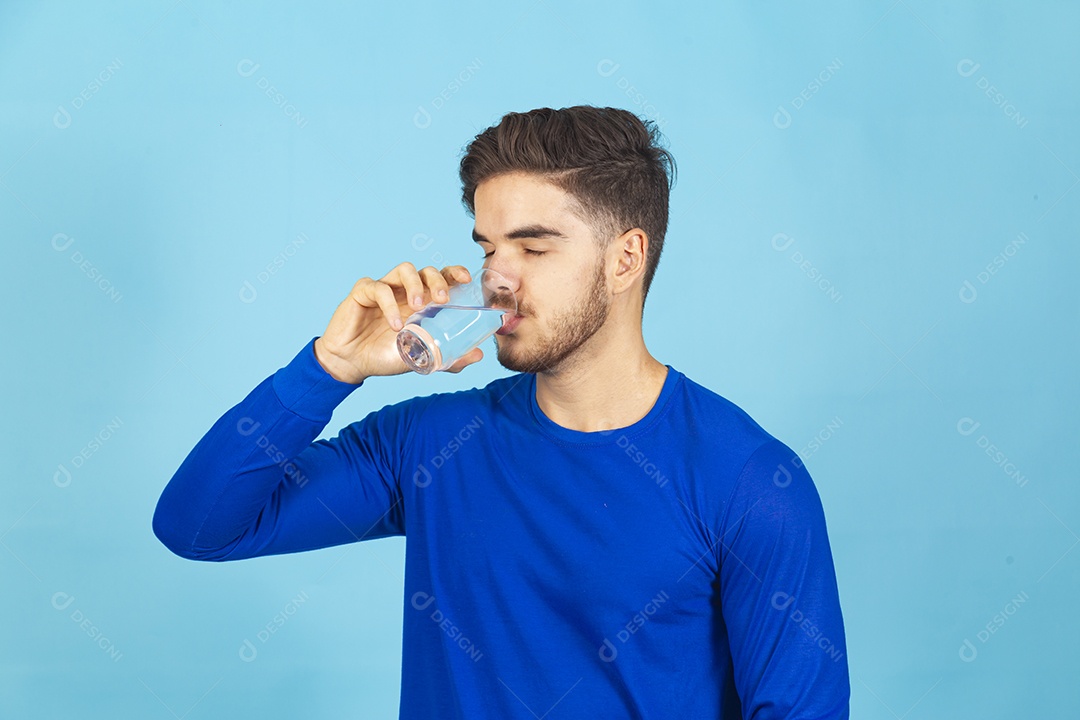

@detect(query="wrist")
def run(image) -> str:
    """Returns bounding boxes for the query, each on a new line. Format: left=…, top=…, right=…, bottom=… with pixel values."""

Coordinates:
left=314, top=338, right=366, bottom=385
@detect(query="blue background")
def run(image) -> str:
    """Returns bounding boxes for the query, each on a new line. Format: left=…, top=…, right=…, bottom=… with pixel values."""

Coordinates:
left=3, top=1, right=1076, bottom=717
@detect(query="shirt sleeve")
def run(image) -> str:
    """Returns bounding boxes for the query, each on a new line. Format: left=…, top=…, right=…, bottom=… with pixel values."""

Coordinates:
left=716, top=438, right=850, bottom=719
left=152, top=336, right=419, bottom=562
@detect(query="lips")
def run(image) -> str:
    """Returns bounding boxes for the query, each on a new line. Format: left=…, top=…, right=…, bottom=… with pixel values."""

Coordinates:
left=496, top=313, right=523, bottom=335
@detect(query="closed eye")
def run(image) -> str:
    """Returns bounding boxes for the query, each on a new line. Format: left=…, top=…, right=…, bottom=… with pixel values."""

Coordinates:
left=482, top=249, right=546, bottom=258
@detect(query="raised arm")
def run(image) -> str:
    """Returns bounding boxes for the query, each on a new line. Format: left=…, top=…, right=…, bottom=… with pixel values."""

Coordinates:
left=152, top=336, right=409, bottom=561
left=153, top=262, right=480, bottom=561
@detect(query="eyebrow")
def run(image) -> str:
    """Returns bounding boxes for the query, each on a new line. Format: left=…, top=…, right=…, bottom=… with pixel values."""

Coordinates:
left=471, top=224, right=570, bottom=244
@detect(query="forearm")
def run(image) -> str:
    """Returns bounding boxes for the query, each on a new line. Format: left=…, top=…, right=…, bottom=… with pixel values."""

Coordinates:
left=152, top=338, right=361, bottom=559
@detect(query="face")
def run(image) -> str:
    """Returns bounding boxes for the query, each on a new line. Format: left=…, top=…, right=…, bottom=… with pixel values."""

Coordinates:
left=472, top=171, right=613, bottom=375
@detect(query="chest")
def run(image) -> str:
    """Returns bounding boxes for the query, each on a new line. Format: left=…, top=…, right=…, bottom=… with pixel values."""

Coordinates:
left=405, top=436, right=720, bottom=619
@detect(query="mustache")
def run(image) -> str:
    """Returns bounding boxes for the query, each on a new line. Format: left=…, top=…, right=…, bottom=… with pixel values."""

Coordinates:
left=487, top=292, right=521, bottom=314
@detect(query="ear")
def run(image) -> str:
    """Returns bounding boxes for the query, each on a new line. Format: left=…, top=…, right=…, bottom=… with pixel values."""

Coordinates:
left=610, top=228, right=648, bottom=296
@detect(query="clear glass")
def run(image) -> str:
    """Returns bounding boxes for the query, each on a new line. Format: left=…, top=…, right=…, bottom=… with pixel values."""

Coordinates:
left=396, top=268, right=517, bottom=374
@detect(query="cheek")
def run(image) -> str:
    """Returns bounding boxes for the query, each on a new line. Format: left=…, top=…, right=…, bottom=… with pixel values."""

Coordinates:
left=531, top=272, right=568, bottom=308
left=524, top=254, right=594, bottom=312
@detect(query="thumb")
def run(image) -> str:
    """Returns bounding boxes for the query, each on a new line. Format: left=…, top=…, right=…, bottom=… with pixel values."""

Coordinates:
left=445, top=347, right=484, bottom=373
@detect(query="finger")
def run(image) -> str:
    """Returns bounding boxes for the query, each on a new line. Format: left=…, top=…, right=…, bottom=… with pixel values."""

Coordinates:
left=348, top=278, right=377, bottom=307
left=418, top=266, right=449, bottom=303
left=386, top=261, right=426, bottom=311
left=353, top=279, right=404, bottom=330
left=441, top=265, right=471, bottom=287
left=444, top=346, right=483, bottom=373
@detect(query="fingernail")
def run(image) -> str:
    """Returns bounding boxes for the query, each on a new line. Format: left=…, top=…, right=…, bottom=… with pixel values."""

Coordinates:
left=438, top=289, right=447, bottom=299
left=392, top=318, right=403, bottom=330
left=412, top=296, right=422, bottom=307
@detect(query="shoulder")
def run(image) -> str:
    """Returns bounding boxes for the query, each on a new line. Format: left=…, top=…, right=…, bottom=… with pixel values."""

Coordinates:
left=666, top=368, right=781, bottom=470
left=656, top=369, right=822, bottom=511
left=350, top=372, right=530, bottom=433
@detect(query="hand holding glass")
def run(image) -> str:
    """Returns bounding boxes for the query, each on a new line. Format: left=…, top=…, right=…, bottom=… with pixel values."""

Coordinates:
left=396, top=268, right=517, bottom=374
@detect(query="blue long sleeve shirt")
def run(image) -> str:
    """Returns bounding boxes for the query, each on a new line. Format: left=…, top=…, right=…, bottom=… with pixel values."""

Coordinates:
left=153, top=336, right=850, bottom=719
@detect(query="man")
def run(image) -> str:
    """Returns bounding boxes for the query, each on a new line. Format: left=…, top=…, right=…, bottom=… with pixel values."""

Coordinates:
left=153, top=105, right=850, bottom=718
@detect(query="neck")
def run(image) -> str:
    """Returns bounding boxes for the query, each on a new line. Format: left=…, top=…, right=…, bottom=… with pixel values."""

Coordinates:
left=533, top=314, right=668, bottom=433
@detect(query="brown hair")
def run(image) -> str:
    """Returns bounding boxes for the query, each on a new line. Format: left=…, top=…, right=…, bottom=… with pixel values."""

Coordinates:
left=459, top=105, right=677, bottom=312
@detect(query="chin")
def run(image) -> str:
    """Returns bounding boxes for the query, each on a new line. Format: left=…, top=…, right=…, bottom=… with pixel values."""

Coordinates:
left=493, top=341, right=532, bottom=373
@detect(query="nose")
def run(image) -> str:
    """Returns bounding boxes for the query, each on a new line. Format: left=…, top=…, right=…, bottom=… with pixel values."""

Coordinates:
left=481, top=261, right=520, bottom=310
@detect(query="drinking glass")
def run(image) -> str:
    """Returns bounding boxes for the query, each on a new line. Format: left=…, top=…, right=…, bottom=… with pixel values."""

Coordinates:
left=396, top=268, right=516, bottom=374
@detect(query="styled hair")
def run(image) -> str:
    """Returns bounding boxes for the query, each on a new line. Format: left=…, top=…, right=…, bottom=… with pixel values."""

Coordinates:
left=459, top=105, right=677, bottom=311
